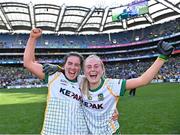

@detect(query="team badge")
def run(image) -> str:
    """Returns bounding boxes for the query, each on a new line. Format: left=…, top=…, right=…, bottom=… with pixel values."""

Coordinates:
left=88, top=95, right=92, bottom=100
left=98, top=93, right=104, bottom=101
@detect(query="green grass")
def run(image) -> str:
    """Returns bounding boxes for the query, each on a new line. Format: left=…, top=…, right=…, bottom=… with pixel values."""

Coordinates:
left=0, top=83, right=180, bottom=134
left=118, top=83, right=180, bottom=134
left=0, top=88, right=47, bottom=134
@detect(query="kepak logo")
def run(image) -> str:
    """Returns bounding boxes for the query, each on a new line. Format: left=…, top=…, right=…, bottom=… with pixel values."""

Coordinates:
left=59, top=87, right=82, bottom=101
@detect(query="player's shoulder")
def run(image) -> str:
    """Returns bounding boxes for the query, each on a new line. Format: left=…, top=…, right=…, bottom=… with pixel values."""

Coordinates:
left=105, top=78, right=123, bottom=86
left=48, top=72, right=62, bottom=80
left=105, top=77, right=122, bottom=82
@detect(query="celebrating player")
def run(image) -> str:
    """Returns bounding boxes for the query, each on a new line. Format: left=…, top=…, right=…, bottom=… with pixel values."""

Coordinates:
left=79, top=40, right=174, bottom=134
left=23, top=28, right=89, bottom=134
left=43, top=40, right=174, bottom=134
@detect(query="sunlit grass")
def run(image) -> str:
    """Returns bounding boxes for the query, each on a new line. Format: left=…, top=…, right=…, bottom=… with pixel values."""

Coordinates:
left=0, top=88, right=47, bottom=134
left=0, top=88, right=46, bottom=105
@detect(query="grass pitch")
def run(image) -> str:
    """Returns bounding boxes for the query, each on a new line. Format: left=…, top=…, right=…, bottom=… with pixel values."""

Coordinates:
left=0, top=88, right=47, bottom=134
left=118, top=83, right=180, bottom=134
left=0, top=83, right=179, bottom=134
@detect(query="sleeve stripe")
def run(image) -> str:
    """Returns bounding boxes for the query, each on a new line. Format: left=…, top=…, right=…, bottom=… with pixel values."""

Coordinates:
left=120, top=79, right=126, bottom=96
left=44, top=73, right=49, bottom=83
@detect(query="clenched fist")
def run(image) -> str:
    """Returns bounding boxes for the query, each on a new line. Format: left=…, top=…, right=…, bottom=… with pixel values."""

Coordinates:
left=30, top=28, right=42, bottom=39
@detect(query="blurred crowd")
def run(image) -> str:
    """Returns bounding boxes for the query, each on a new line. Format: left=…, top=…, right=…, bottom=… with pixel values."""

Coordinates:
left=0, top=66, right=42, bottom=88
left=0, top=18, right=179, bottom=88
left=106, top=56, right=180, bottom=80
left=0, top=56, right=179, bottom=88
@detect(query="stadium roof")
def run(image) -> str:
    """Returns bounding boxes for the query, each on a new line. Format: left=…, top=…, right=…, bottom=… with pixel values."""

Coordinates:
left=0, top=0, right=180, bottom=34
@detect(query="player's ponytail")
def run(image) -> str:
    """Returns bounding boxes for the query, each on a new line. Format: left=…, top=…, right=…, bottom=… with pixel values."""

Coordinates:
left=80, top=75, right=90, bottom=96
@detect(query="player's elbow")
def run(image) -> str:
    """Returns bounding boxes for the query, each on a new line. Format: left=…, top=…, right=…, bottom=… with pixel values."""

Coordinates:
left=23, top=59, right=32, bottom=70
left=23, top=61, right=27, bottom=68
left=23, top=59, right=28, bottom=68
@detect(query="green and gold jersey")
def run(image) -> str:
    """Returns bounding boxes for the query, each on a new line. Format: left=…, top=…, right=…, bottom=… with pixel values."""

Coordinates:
left=41, top=72, right=89, bottom=135
left=82, top=78, right=126, bottom=134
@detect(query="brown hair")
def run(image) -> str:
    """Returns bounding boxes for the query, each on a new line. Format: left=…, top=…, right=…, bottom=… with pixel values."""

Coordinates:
left=58, top=52, right=84, bottom=74
left=63, top=52, right=84, bottom=68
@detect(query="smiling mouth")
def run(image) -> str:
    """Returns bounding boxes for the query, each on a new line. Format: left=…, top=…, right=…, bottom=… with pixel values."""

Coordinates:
left=90, top=74, right=97, bottom=79
left=68, top=71, right=76, bottom=77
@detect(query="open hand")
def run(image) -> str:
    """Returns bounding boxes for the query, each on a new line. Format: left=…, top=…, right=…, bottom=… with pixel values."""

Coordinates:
left=157, top=41, right=174, bottom=57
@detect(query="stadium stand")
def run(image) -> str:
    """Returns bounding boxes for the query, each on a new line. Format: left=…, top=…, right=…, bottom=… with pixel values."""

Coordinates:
left=0, top=1, right=180, bottom=88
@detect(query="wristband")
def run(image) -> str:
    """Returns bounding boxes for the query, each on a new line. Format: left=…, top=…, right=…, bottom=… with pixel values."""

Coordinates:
left=158, top=54, right=168, bottom=62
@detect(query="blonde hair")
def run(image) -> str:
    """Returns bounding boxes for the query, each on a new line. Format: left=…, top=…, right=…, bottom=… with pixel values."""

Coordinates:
left=80, top=55, right=106, bottom=96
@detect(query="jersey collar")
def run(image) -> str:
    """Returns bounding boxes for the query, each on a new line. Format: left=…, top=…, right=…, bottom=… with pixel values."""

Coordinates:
left=89, top=77, right=105, bottom=92
left=64, top=73, right=77, bottom=83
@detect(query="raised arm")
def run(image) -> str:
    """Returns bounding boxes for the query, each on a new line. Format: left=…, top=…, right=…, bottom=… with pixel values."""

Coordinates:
left=126, top=41, right=174, bottom=90
left=23, top=28, right=45, bottom=80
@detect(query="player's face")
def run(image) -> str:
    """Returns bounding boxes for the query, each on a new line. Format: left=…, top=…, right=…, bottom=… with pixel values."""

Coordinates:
left=64, top=56, right=81, bottom=80
left=84, top=57, right=104, bottom=87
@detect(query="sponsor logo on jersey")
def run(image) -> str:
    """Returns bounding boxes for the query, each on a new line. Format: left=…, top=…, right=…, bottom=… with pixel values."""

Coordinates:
left=59, top=87, right=82, bottom=101
left=82, top=101, right=103, bottom=109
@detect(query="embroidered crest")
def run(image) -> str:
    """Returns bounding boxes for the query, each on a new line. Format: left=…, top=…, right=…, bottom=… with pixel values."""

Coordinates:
left=98, top=93, right=104, bottom=101
left=88, top=95, right=92, bottom=100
